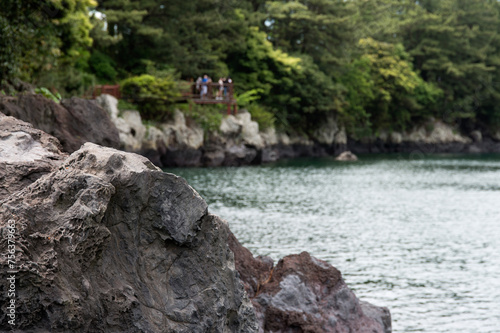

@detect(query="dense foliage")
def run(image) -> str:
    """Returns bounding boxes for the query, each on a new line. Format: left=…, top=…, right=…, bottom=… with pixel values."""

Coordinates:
left=2, top=0, right=500, bottom=135
left=0, top=0, right=96, bottom=94
left=120, top=74, right=179, bottom=120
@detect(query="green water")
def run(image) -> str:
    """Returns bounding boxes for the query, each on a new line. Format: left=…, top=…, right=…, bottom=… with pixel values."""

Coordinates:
left=165, top=154, right=500, bottom=333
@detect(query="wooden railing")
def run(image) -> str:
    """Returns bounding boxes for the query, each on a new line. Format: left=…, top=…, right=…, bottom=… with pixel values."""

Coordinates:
left=91, top=85, right=121, bottom=99
left=180, top=82, right=238, bottom=115
left=89, top=82, right=238, bottom=115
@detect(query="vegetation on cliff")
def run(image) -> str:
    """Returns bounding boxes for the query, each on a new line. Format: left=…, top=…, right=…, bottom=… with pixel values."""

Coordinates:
left=1, top=0, right=500, bottom=137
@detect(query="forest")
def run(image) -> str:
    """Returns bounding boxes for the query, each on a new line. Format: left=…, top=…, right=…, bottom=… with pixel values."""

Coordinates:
left=1, top=0, right=500, bottom=137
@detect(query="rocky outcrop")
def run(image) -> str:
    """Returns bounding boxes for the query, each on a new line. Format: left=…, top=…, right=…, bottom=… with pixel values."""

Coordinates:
left=0, top=94, right=120, bottom=153
left=0, top=112, right=66, bottom=200
left=336, top=151, right=358, bottom=161
left=0, top=143, right=257, bottom=332
left=493, top=130, right=500, bottom=142
left=350, top=120, right=500, bottom=154
left=160, top=110, right=205, bottom=167
left=0, top=119, right=392, bottom=332
left=95, top=95, right=340, bottom=167
left=312, top=113, right=347, bottom=146
left=404, top=120, right=471, bottom=144
left=228, top=232, right=391, bottom=333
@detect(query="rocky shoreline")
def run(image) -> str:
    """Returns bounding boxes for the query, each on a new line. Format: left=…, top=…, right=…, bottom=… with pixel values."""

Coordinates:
left=1, top=94, right=499, bottom=170
left=0, top=112, right=391, bottom=332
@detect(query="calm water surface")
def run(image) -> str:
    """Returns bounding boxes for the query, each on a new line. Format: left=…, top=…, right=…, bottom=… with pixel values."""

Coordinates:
left=165, top=154, right=500, bottom=333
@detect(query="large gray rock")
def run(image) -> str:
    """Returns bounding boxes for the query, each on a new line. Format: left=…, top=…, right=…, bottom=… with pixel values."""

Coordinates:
left=220, top=115, right=243, bottom=136
left=236, top=111, right=264, bottom=149
left=96, top=94, right=147, bottom=152
left=253, top=253, right=391, bottom=333
left=336, top=151, right=358, bottom=161
left=95, top=93, right=119, bottom=120
left=0, top=112, right=66, bottom=201
left=162, top=110, right=204, bottom=150
left=312, top=113, right=347, bottom=145
left=0, top=94, right=120, bottom=152
left=0, top=143, right=257, bottom=332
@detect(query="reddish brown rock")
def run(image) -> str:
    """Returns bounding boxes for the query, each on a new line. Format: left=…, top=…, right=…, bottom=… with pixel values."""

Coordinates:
left=229, top=236, right=392, bottom=333
left=228, top=231, right=274, bottom=298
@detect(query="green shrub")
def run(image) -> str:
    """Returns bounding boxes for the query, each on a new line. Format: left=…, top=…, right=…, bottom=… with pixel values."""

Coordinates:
left=248, top=104, right=275, bottom=130
left=183, top=103, right=224, bottom=133
left=120, top=74, right=180, bottom=120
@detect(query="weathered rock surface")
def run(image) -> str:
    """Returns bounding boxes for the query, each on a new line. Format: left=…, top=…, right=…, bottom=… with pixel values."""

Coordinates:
left=312, top=113, right=347, bottom=146
left=404, top=120, right=471, bottom=144
left=470, top=130, right=482, bottom=143
left=228, top=233, right=392, bottom=333
left=236, top=111, right=265, bottom=149
left=95, top=95, right=342, bottom=167
left=0, top=143, right=257, bottom=332
left=0, top=94, right=120, bottom=153
left=0, top=112, right=66, bottom=201
left=1, top=119, right=392, bottom=332
left=95, top=93, right=119, bottom=120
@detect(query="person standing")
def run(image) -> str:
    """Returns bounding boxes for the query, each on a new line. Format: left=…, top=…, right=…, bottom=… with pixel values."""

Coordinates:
left=217, top=77, right=224, bottom=100
left=223, top=77, right=232, bottom=99
left=201, top=75, right=208, bottom=98
left=195, top=76, right=202, bottom=95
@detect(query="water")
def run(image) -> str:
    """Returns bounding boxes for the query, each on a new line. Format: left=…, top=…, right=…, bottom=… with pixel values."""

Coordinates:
left=165, top=154, right=500, bottom=333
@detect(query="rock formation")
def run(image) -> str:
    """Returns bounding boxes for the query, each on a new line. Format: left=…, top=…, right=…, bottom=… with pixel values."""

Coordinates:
left=96, top=95, right=336, bottom=167
left=228, top=233, right=391, bottom=333
left=0, top=94, right=120, bottom=152
left=0, top=118, right=391, bottom=332
left=0, top=141, right=256, bottom=332
left=0, top=112, right=67, bottom=200
left=336, top=151, right=358, bottom=161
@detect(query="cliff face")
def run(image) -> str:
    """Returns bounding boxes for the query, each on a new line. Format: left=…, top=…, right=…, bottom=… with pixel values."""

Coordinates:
left=0, top=114, right=391, bottom=332
left=96, top=94, right=500, bottom=166
left=95, top=94, right=341, bottom=167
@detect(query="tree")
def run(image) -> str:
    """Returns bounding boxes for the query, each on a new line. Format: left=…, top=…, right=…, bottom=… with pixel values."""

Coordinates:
left=93, top=0, right=252, bottom=78
left=264, top=0, right=357, bottom=76
left=340, top=38, right=442, bottom=134
left=227, top=27, right=341, bottom=132
left=0, top=0, right=96, bottom=86
left=399, top=0, right=500, bottom=127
